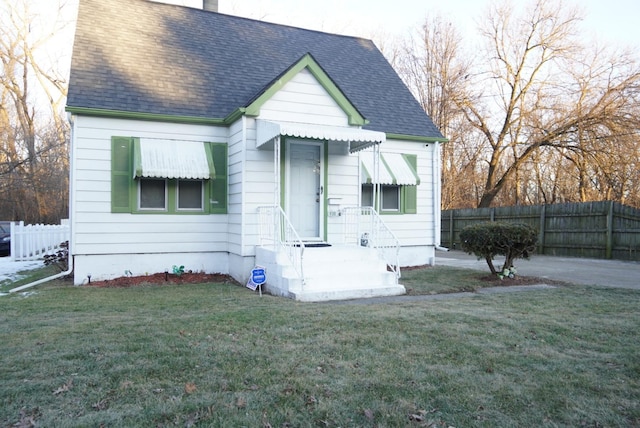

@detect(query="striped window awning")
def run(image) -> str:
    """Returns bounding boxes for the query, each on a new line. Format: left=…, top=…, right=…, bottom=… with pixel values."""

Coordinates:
left=256, top=119, right=386, bottom=153
left=134, top=139, right=214, bottom=179
left=361, top=152, right=420, bottom=185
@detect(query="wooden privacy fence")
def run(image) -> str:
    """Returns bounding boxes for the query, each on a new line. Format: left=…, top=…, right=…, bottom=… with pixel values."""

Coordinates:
left=10, top=220, right=70, bottom=262
left=441, top=201, right=640, bottom=262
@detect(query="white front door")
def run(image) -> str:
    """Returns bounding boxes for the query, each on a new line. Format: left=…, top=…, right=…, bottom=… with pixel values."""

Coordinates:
left=286, top=141, right=323, bottom=240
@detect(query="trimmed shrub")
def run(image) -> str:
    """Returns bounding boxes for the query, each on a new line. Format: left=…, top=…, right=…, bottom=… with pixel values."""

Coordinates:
left=459, top=222, right=538, bottom=277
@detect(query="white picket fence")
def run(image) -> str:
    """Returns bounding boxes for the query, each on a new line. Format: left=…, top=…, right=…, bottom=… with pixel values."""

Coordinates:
left=10, top=220, right=70, bottom=261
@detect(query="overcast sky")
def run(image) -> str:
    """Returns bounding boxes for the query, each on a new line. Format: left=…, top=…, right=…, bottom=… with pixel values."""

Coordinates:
left=22, top=0, right=638, bottom=107
left=36, top=0, right=639, bottom=71
left=154, top=0, right=639, bottom=48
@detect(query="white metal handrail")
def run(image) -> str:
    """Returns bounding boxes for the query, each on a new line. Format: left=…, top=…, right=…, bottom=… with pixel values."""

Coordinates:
left=342, top=206, right=401, bottom=280
left=257, top=205, right=305, bottom=283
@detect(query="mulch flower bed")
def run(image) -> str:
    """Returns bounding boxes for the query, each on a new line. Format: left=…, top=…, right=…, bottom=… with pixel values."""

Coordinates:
left=87, top=272, right=237, bottom=288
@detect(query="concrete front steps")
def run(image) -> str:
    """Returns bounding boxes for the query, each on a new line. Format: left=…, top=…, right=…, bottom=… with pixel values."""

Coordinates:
left=255, top=244, right=406, bottom=302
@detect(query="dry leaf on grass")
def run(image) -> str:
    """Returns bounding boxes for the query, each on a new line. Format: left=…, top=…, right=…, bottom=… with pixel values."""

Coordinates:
left=262, top=410, right=272, bottom=428
left=236, top=396, right=247, bottom=408
left=16, top=407, right=41, bottom=428
left=409, top=413, right=424, bottom=422
left=92, top=399, right=109, bottom=411
left=281, top=385, right=295, bottom=395
left=53, top=379, right=73, bottom=395
left=184, top=382, right=197, bottom=394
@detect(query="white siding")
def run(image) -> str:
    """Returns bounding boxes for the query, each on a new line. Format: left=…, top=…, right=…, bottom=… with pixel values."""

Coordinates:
left=258, top=68, right=348, bottom=126
left=69, top=66, right=442, bottom=284
left=371, top=139, right=437, bottom=248
left=353, top=140, right=441, bottom=267
left=70, top=116, right=229, bottom=283
left=241, top=118, right=277, bottom=256
left=326, top=143, right=359, bottom=243
left=227, top=118, right=245, bottom=257
left=240, top=67, right=357, bottom=255
left=238, top=67, right=441, bottom=268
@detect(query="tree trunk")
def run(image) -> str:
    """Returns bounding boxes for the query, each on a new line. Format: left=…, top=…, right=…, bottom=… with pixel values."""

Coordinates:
left=484, top=255, right=498, bottom=275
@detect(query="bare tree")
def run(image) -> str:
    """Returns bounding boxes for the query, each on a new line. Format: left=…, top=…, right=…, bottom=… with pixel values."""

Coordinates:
left=453, top=0, right=578, bottom=207
left=0, top=0, right=71, bottom=223
left=453, top=0, right=640, bottom=207
left=391, top=14, right=488, bottom=209
left=392, top=0, right=640, bottom=209
left=559, top=44, right=640, bottom=205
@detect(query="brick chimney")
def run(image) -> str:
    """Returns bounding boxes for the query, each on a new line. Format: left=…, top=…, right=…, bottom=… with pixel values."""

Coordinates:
left=203, top=0, right=218, bottom=12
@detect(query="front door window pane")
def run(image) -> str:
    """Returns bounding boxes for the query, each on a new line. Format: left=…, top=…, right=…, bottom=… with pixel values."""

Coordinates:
left=178, top=180, right=203, bottom=210
left=139, top=179, right=166, bottom=209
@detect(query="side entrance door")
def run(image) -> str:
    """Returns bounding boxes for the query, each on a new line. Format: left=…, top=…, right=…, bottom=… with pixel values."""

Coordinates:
left=286, top=140, right=324, bottom=240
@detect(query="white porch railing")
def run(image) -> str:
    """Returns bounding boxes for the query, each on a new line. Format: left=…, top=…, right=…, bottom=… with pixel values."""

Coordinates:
left=342, top=207, right=401, bottom=280
left=10, top=220, right=70, bottom=261
left=257, top=206, right=305, bottom=283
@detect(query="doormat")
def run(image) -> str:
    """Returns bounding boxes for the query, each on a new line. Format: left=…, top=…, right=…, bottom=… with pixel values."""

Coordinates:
left=296, top=242, right=332, bottom=248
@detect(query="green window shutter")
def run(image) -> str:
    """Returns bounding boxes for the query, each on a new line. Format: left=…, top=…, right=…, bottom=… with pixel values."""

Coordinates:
left=403, top=185, right=417, bottom=214
left=209, top=143, right=228, bottom=214
left=111, top=137, right=134, bottom=212
left=402, top=154, right=418, bottom=214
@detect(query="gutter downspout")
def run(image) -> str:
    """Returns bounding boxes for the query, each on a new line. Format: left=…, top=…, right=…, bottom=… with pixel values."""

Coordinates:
left=9, top=257, right=74, bottom=293
left=10, top=113, right=76, bottom=293
left=432, top=142, right=448, bottom=254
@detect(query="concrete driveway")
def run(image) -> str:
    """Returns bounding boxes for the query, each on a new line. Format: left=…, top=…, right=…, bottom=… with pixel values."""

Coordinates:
left=435, top=250, right=640, bottom=290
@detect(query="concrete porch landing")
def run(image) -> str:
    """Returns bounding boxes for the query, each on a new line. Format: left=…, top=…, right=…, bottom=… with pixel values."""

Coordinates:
left=256, top=244, right=406, bottom=302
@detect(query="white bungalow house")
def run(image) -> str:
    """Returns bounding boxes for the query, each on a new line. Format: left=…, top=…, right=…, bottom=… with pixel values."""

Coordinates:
left=66, top=0, right=447, bottom=301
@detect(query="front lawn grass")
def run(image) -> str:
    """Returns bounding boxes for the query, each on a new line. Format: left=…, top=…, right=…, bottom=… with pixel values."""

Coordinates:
left=1, top=272, right=639, bottom=426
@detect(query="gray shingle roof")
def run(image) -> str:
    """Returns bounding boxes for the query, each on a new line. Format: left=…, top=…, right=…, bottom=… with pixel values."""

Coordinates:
left=67, top=0, right=444, bottom=139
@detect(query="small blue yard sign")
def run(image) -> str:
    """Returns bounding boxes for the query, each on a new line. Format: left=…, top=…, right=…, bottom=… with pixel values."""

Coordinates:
left=252, top=267, right=266, bottom=285
left=246, top=266, right=266, bottom=292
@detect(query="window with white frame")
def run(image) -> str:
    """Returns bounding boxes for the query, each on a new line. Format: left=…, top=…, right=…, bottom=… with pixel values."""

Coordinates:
left=177, top=180, right=204, bottom=210
left=360, top=152, right=420, bottom=214
left=361, top=184, right=402, bottom=212
left=381, top=185, right=400, bottom=211
left=139, top=178, right=167, bottom=210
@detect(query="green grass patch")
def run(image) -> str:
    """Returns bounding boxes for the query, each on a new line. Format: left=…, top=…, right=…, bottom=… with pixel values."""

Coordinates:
left=1, top=278, right=639, bottom=427
left=401, top=265, right=490, bottom=294
left=0, top=264, right=62, bottom=293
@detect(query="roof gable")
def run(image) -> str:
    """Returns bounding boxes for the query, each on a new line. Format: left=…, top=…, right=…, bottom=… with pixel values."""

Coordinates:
left=243, top=53, right=366, bottom=126
left=67, top=0, right=445, bottom=140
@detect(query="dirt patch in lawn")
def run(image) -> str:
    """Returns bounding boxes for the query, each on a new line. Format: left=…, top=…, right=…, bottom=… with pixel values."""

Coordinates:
left=88, top=271, right=238, bottom=288
left=403, top=264, right=568, bottom=287
left=476, top=274, right=566, bottom=286
left=86, top=265, right=566, bottom=291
